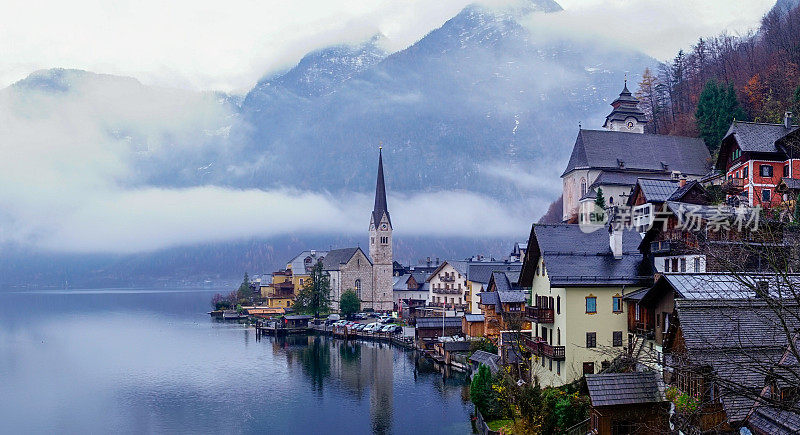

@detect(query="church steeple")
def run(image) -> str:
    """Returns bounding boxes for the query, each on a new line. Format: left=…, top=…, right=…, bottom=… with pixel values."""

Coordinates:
left=603, top=79, right=648, bottom=133
left=372, top=147, right=391, bottom=228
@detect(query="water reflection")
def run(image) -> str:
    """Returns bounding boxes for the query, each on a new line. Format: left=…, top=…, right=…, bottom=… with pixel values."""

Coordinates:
left=0, top=290, right=471, bottom=434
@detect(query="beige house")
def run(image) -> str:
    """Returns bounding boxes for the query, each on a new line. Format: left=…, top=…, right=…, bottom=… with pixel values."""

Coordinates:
left=426, top=261, right=469, bottom=312
left=520, top=224, right=650, bottom=386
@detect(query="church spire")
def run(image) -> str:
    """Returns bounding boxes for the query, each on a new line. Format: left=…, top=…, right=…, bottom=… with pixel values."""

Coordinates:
left=372, top=147, right=391, bottom=227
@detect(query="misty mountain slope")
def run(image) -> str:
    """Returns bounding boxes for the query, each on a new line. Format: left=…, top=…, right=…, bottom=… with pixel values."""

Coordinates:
left=237, top=0, right=655, bottom=203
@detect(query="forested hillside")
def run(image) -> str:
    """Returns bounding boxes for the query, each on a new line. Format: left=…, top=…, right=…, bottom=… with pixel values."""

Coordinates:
left=635, top=0, right=800, bottom=153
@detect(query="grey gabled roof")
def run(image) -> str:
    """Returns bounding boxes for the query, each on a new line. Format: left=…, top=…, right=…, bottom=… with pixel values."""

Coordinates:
left=464, top=314, right=484, bottom=322
left=673, top=299, right=800, bottom=423
left=585, top=372, right=666, bottom=407
left=497, top=291, right=526, bottom=304
left=562, top=129, right=711, bottom=177
left=321, top=247, right=369, bottom=271
left=637, top=178, right=681, bottom=202
left=722, top=121, right=798, bottom=154
left=591, top=171, right=673, bottom=190
left=287, top=250, right=329, bottom=274
left=416, top=317, right=462, bottom=329
left=479, top=291, right=499, bottom=306
left=663, top=273, right=800, bottom=300
left=467, top=262, right=522, bottom=285
left=469, top=350, right=501, bottom=374
left=528, top=224, right=649, bottom=287
left=780, top=177, right=800, bottom=191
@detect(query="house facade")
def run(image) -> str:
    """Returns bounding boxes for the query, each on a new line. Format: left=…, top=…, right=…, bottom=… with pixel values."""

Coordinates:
left=520, top=224, right=650, bottom=386
left=323, top=247, right=374, bottom=310
left=715, top=114, right=799, bottom=208
left=426, top=261, right=470, bottom=311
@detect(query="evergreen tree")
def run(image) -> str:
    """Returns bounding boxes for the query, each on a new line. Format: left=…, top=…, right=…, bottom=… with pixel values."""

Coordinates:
left=236, top=272, right=253, bottom=300
left=339, top=290, right=360, bottom=319
left=595, top=188, right=606, bottom=209
left=293, top=261, right=331, bottom=318
left=696, top=80, right=746, bottom=155
left=470, top=365, right=496, bottom=419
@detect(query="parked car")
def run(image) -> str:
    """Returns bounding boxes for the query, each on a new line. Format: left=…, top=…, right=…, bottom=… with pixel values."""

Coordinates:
left=378, top=315, right=391, bottom=324
left=354, top=313, right=368, bottom=320
left=364, top=323, right=379, bottom=332
left=354, top=324, right=366, bottom=331
left=368, top=312, right=379, bottom=318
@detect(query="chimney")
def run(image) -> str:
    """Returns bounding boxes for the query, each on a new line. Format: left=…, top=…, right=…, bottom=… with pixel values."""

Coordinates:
left=436, top=257, right=440, bottom=265
left=679, top=177, right=687, bottom=187
left=609, top=225, right=623, bottom=260
left=785, top=111, right=793, bottom=129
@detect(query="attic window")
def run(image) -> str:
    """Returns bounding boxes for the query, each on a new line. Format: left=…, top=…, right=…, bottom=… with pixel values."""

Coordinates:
left=661, top=162, right=669, bottom=171
left=617, top=159, right=625, bottom=169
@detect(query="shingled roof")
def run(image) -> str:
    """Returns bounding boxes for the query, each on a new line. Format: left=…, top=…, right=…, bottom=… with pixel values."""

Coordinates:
left=321, top=247, right=370, bottom=271
left=585, top=372, right=666, bottom=407
left=637, top=178, right=681, bottom=202
left=671, top=299, right=800, bottom=423
left=467, top=262, right=522, bottom=285
left=716, top=121, right=799, bottom=170
left=470, top=350, right=501, bottom=374
left=521, top=224, right=650, bottom=287
left=562, top=129, right=711, bottom=177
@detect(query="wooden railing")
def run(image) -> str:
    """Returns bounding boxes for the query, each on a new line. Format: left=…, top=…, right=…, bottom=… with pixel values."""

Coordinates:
left=525, top=306, right=554, bottom=323
left=521, top=336, right=565, bottom=360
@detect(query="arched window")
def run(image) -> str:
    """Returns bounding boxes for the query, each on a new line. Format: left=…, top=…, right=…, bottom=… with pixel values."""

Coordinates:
left=580, top=178, right=587, bottom=197
left=354, top=279, right=361, bottom=298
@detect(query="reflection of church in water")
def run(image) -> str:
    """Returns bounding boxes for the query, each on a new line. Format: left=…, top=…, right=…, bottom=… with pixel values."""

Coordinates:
left=329, top=339, right=394, bottom=434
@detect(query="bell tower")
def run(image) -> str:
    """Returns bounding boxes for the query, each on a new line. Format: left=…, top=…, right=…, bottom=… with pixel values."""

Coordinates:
left=603, top=79, right=648, bottom=133
left=369, top=147, right=393, bottom=312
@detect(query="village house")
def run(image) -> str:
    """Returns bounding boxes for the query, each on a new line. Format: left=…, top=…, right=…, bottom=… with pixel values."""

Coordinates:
left=585, top=371, right=670, bottom=435
left=661, top=277, right=800, bottom=433
left=426, top=261, right=470, bottom=312
left=519, top=224, right=651, bottom=386
left=465, top=261, right=522, bottom=314
left=627, top=177, right=711, bottom=235
left=562, top=83, right=711, bottom=221
left=393, top=270, right=429, bottom=314
left=715, top=113, right=799, bottom=208
left=260, top=269, right=296, bottom=308
left=286, top=250, right=328, bottom=290
left=478, top=271, right=529, bottom=342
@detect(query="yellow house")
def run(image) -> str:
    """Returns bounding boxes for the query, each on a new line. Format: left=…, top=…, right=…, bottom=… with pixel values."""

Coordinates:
left=286, top=250, right=328, bottom=290
left=264, top=297, right=293, bottom=308
left=519, top=224, right=649, bottom=387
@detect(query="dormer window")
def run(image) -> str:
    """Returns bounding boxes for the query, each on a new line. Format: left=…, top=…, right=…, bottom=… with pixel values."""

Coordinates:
left=617, top=159, right=625, bottom=169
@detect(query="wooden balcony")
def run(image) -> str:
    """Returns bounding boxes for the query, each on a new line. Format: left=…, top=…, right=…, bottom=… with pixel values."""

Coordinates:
left=522, top=336, right=565, bottom=360
left=525, top=306, right=554, bottom=323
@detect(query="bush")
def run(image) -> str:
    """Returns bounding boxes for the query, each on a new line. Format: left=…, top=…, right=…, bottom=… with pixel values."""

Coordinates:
left=470, top=338, right=498, bottom=355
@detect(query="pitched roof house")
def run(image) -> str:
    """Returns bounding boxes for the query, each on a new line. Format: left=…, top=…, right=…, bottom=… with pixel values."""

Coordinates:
left=586, top=371, right=670, bottom=434
left=520, top=224, right=650, bottom=386
left=715, top=115, right=800, bottom=208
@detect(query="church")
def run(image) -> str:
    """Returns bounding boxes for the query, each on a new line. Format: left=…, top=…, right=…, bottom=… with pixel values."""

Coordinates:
left=561, top=82, right=712, bottom=222
left=325, top=149, right=394, bottom=312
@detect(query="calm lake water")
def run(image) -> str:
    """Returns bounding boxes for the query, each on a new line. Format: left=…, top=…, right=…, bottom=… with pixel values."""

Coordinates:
left=0, top=288, right=472, bottom=434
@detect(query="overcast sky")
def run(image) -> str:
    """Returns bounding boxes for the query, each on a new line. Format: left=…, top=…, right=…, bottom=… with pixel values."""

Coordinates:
left=0, top=0, right=777, bottom=93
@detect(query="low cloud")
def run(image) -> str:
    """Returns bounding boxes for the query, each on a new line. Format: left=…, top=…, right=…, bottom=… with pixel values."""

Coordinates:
left=0, top=72, right=533, bottom=254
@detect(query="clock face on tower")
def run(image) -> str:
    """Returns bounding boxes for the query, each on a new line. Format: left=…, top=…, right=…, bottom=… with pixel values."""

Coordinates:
left=626, top=120, right=635, bottom=130
left=381, top=223, right=388, bottom=230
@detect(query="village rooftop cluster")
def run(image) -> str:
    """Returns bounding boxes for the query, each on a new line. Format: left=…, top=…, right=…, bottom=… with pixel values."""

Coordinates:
left=216, top=84, right=800, bottom=434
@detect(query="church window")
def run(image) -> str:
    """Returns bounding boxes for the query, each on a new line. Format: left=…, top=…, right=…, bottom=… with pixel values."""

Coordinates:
left=580, top=178, right=587, bottom=197
left=371, top=237, right=374, bottom=245
left=354, top=279, right=361, bottom=298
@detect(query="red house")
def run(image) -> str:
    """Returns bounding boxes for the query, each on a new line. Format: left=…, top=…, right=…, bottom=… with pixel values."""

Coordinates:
left=716, top=113, right=798, bottom=208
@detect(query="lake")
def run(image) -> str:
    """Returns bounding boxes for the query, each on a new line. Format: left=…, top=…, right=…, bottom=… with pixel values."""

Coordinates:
left=0, top=288, right=472, bottom=434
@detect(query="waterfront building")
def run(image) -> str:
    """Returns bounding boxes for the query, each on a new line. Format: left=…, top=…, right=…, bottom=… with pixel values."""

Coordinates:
left=426, top=261, right=469, bottom=312
left=561, top=83, right=710, bottom=221
left=478, top=271, right=529, bottom=341
left=286, top=250, right=329, bottom=290
left=519, top=224, right=650, bottom=386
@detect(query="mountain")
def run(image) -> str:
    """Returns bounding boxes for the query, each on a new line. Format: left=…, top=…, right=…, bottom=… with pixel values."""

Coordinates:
left=234, top=0, right=654, bottom=203
left=0, top=0, right=658, bottom=286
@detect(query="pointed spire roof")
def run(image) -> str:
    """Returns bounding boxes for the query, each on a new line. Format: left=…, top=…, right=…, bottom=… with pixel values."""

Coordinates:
left=372, top=147, right=391, bottom=227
